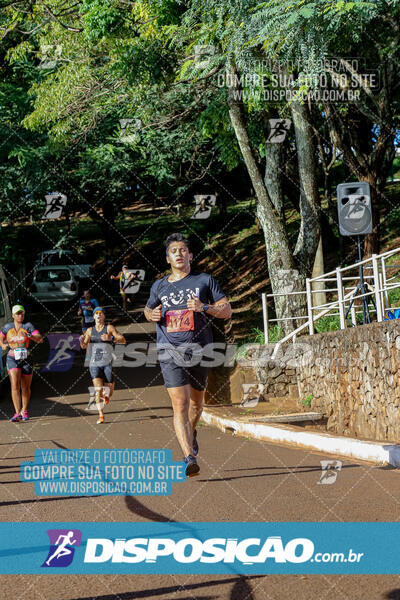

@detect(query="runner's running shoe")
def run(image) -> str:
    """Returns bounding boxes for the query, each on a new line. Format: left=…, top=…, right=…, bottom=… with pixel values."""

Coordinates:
left=10, top=413, right=21, bottom=422
left=97, top=416, right=105, bottom=424
left=192, top=429, right=199, bottom=457
left=184, top=454, right=200, bottom=477
left=21, top=410, right=29, bottom=421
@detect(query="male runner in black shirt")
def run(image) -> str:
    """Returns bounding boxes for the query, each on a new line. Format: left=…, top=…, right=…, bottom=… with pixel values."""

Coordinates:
left=144, top=233, right=232, bottom=476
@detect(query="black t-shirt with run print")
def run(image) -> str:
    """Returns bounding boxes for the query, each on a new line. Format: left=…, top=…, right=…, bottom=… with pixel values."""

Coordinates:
left=146, top=271, right=226, bottom=348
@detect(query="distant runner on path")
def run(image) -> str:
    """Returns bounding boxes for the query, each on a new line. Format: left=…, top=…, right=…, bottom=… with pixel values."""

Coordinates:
left=110, top=265, right=137, bottom=312
left=77, top=290, right=99, bottom=332
left=144, top=233, right=232, bottom=477
left=80, top=307, right=126, bottom=424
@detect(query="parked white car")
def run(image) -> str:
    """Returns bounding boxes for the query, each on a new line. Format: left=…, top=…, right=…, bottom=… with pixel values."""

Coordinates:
left=30, top=267, right=79, bottom=303
left=34, top=250, right=92, bottom=281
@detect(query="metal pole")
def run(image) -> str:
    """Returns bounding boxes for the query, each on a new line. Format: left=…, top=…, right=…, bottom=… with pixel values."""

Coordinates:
left=357, top=235, right=369, bottom=324
left=337, top=267, right=346, bottom=329
left=350, top=302, right=357, bottom=327
left=379, top=272, right=385, bottom=318
left=381, top=256, right=389, bottom=308
left=372, top=254, right=383, bottom=322
left=262, top=293, right=269, bottom=344
left=306, top=278, right=314, bottom=335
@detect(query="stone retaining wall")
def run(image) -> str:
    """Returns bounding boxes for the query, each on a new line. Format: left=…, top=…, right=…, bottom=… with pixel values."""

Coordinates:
left=296, top=320, right=400, bottom=441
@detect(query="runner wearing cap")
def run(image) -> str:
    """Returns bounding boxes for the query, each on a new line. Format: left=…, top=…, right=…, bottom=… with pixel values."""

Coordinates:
left=110, top=265, right=137, bottom=311
left=80, top=307, right=126, bottom=424
left=144, top=233, right=232, bottom=477
left=0, top=305, right=43, bottom=422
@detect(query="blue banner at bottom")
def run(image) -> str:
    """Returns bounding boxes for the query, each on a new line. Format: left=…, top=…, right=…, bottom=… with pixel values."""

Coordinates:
left=0, top=522, right=398, bottom=574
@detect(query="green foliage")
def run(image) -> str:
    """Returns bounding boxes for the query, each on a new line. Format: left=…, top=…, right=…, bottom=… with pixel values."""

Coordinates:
left=247, top=327, right=265, bottom=345
left=81, top=0, right=124, bottom=41
left=302, top=393, right=313, bottom=408
left=267, top=324, right=284, bottom=343
left=314, top=315, right=341, bottom=333
left=0, top=0, right=399, bottom=298
left=387, top=286, right=400, bottom=308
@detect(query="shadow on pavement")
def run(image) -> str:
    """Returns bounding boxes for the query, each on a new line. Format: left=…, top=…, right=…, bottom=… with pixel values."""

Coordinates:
left=199, top=463, right=359, bottom=483
left=67, top=577, right=264, bottom=600
left=230, top=576, right=257, bottom=599
left=222, top=464, right=359, bottom=473
left=125, top=496, right=176, bottom=522
left=0, top=495, right=87, bottom=507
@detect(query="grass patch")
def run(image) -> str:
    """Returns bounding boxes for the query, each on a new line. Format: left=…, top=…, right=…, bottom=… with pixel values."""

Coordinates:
left=314, top=315, right=341, bottom=333
left=267, top=324, right=284, bottom=343
left=387, top=286, right=400, bottom=307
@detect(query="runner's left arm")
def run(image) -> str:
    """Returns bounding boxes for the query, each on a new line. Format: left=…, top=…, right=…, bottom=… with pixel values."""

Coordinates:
left=187, top=274, right=232, bottom=319
left=26, top=323, right=43, bottom=343
left=188, top=294, right=232, bottom=319
left=205, top=296, right=232, bottom=318
left=108, top=324, right=126, bottom=344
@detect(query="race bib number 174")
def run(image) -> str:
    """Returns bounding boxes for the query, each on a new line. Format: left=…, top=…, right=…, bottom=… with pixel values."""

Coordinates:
left=166, top=309, right=194, bottom=333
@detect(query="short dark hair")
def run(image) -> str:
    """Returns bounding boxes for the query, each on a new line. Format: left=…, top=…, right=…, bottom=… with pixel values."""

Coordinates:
left=165, top=233, right=190, bottom=255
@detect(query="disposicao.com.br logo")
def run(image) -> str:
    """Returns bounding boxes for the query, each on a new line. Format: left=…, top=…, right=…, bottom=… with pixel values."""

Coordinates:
left=82, top=536, right=363, bottom=565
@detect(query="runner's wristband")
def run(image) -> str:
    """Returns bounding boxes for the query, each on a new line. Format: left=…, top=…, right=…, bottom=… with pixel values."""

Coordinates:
left=203, top=304, right=209, bottom=313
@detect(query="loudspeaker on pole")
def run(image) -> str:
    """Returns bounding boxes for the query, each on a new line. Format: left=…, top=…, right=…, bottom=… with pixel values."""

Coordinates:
left=337, top=182, right=372, bottom=236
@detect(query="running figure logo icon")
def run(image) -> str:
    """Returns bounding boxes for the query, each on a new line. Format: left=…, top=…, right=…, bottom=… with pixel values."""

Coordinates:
left=266, top=119, right=291, bottom=143
left=317, top=460, right=342, bottom=485
left=43, top=192, right=67, bottom=219
left=42, top=529, right=82, bottom=567
left=240, top=383, right=265, bottom=408
left=191, top=194, right=216, bottom=220
left=42, top=333, right=81, bottom=372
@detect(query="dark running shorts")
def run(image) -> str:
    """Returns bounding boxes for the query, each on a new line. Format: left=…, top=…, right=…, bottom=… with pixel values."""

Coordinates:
left=7, top=356, right=33, bottom=376
left=89, top=364, right=113, bottom=383
left=159, top=359, right=209, bottom=391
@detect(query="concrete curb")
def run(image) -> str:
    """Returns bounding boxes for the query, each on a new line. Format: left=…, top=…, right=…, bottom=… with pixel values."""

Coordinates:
left=201, top=409, right=400, bottom=466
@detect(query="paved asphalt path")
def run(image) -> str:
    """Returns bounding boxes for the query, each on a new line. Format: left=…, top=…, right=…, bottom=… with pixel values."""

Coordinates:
left=1, top=306, right=400, bottom=599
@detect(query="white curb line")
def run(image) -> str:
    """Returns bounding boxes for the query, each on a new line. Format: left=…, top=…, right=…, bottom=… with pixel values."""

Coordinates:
left=201, top=409, right=400, bottom=466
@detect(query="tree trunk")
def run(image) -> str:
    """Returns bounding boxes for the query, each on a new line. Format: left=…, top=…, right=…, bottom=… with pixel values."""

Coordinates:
left=265, top=138, right=284, bottom=220
left=290, top=98, right=321, bottom=274
left=226, top=64, right=306, bottom=334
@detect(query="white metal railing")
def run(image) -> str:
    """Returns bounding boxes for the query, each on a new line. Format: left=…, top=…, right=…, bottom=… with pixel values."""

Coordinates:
left=262, top=246, right=400, bottom=357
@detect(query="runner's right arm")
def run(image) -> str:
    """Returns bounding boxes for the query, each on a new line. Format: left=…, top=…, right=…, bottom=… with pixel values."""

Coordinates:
left=0, top=328, right=9, bottom=352
left=144, top=305, right=162, bottom=322
left=144, top=280, right=162, bottom=322
left=80, top=328, right=92, bottom=349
